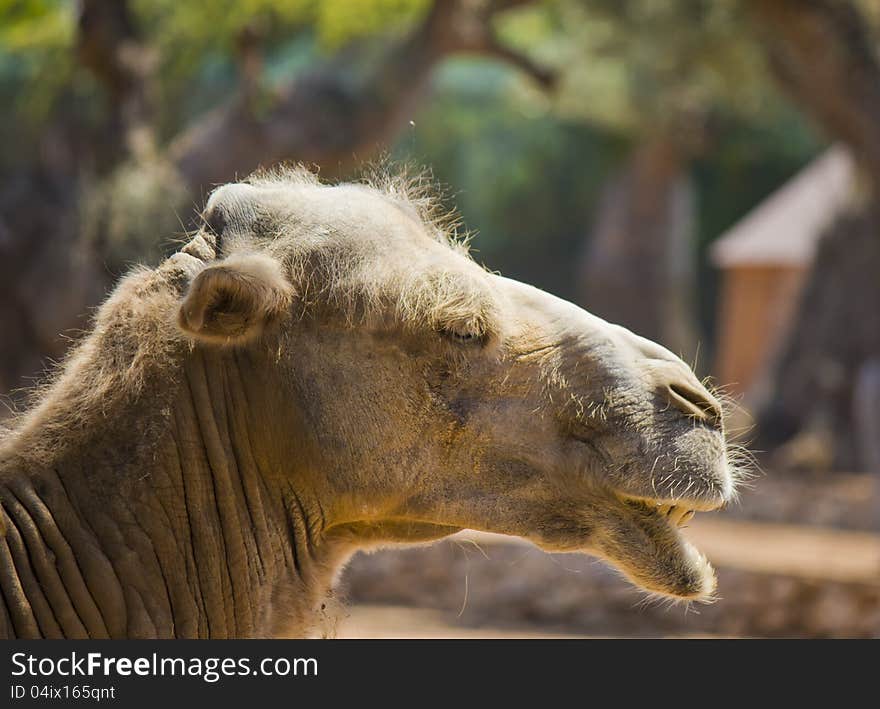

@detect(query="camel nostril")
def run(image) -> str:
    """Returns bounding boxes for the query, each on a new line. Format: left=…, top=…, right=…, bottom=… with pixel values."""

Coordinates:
left=667, top=383, right=724, bottom=430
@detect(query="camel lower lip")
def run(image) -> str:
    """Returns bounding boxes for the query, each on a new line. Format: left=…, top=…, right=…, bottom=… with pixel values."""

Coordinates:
left=604, top=493, right=724, bottom=602
left=594, top=491, right=723, bottom=601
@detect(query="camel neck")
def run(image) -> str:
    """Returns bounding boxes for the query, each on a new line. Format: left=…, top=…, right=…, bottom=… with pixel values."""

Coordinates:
left=0, top=349, right=333, bottom=638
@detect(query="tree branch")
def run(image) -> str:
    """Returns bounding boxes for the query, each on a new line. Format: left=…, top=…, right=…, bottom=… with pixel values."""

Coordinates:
left=467, top=37, right=557, bottom=87
left=427, top=0, right=554, bottom=83
left=75, top=0, right=139, bottom=98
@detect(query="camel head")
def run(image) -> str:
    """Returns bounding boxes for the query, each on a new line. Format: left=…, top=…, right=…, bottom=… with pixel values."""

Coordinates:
left=175, top=169, right=739, bottom=602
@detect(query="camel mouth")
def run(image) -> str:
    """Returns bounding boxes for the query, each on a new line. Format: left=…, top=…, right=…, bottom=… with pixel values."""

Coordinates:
left=615, top=491, right=726, bottom=518
left=590, top=491, right=725, bottom=603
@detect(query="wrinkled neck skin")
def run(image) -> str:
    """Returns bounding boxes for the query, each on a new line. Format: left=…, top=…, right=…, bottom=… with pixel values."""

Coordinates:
left=0, top=347, right=353, bottom=639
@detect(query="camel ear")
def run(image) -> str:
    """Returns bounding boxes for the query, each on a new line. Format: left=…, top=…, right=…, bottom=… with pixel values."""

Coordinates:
left=178, top=253, right=293, bottom=344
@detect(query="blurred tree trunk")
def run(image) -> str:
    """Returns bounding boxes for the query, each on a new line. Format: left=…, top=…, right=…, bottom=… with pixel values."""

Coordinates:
left=0, top=0, right=548, bottom=401
left=76, top=0, right=157, bottom=160
left=763, top=212, right=880, bottom=471
left=578, top=130, right=697, bottom=359
left=745, top=0, right=880, bottom=470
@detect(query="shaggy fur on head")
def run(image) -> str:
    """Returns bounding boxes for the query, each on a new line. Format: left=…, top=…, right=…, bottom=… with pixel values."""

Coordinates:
left=3, top=165, right=476, bottom=464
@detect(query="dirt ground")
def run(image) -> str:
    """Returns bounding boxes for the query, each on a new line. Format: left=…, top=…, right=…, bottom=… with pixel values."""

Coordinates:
left=337, top=605, right=593, bottom=638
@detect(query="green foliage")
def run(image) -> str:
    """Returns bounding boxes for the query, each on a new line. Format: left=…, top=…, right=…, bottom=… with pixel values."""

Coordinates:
left=0, top=0, right=74, bottom=52
left=130, top=0, right=428, bottom=59
left=130, top=0, right=313, bottom=70
left=130, top=0, right=430, bottom=129
left=0, top=0, right=431, bottom=137
left=0, top=0, right=797, bottom=143
left=315, top=0, right=429, bottom=48
left=498, top=0, right=780, bottom=133
left=0, top=0, right=76, bottom=125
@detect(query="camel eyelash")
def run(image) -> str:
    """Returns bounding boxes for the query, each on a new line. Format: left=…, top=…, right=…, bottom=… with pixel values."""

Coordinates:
left=439, top=326, right=488, bottom=346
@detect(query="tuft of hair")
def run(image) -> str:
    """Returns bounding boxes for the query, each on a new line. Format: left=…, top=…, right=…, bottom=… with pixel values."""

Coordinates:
left=246, top=159, right=473, bottom=258
left=244, top=162, right=323, bottom=188
left=358, top=159, right=474, bottom=257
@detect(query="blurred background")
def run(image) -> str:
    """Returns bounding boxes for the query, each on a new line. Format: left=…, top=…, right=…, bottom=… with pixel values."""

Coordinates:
left=1, top=0, right=878, bottom=637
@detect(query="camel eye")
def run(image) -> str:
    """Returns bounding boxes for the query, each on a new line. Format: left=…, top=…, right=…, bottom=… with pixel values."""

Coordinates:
left=440, top=324, right=486, bottom=345
left=451, top=330, right=479, bottom=342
